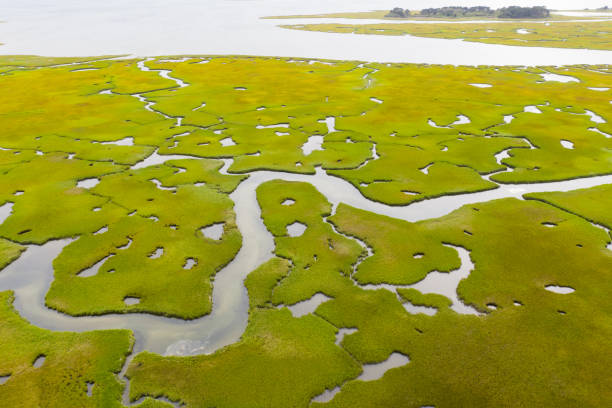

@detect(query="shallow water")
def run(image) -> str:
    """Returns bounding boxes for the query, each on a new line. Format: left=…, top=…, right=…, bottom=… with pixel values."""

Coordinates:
left=0, top=171, right=278, bottom=355
left=524, top=105, right=542, bottom=114
left=585, top=110, right=606, bottom=124
left=540, top=72, right=579, bottom=83
left=544, top=285, right=575, bottom=294
left=285, top=293, right=331, bottom=317
left=319, top=116, right=337, bottom=133
left=150, top=178, right=176, bottom=192
left=219, top=137, right=236, bottom=147
left=312, top=350, right=410, bottom=403
left=201, top=223, right=224, bottom=240
left=32, top=355, right=46, bottom=368
left=130, top=149, right=201, bottom=170
left=124, top=297, right=141, bottom=306
left=335, top=327, right=357, bottom=346
left=148, top=247, right=164, bottom=259
left=76, top=178, right=100, bottom=189
left=183, top=258, right=197, bottom=270
left=99, top=136, right=134, bottom=146
left=86, top=382, right=94, bottom=397
left=403, top=301, right=438, bottom=316
left=2, top=154, right=612, bottom=355
left=286, top=221, right=307, bottom=237
left=301, top=135, right=325, bottom=155
left=358, top=352, right=410, bottom=381
left=1, top=0, right=612, bottom=362
left=359, top=245, right=481, bottom=316
left=77, top=254, right=114, bottom=277
left=0, top=202, right=14, bottom=225
left=595, top=127, right=612, bottom=138
left=1, top=1, right=612, bottom=65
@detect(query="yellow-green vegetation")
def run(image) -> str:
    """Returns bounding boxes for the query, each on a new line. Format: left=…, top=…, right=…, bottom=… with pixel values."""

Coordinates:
left=256, top=180, right=363, bottom=305
left=490, top=107, right=612, bottom=183
left=142, top=57, right=373, bottom=174
left=0, top=291, right=132, bottom=406
left=0, top=55, right=120, bottom=67
left=330, top=198, right=612, bottom=311
left=0, top=59, right=178, bottom=151
left=0, top=55, right=122, bottom=74
left=45, top=160, right=242, bottom=318
left=125, top=181, right=367, bottom=406
left=526, top=184, right=612, bottom=229
left=0, top=154, right=125, bottom=244
left=127, top=180, right=612, bottom=407
left=1, top=55, right=612, bottom=320
left=1, top=55, right=612, bottom=406
left=282, top=20, right=612, bottom=51
left=397, top=288, right=453, bottom=309
left=127, top=242, right=362, bottom=407
left=127, top=308, right=361, bottom=407
left=0, top=239, right=24, bottom=271
left=0, top=58, right=248, bottom=318
left=129, top=57, right=612, bottom=205
left=0, top=290, right=173, bottom=407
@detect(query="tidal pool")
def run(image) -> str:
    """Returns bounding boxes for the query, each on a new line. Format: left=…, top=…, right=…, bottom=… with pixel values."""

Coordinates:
left=285, top=293, right=331, bottom=318
left=76, top=178, right=100, bottom=189
left=201, top=223, right=224, bottom=241
left=540, top=72, right=579, bottom=83
left=311, top=351, right=410, bottom=403
left=286, top=221, right=307, bottom=237
left=358, top=352, right=410, bottom=381
left=301, top=135, right=325, bottom=155
left=544, top=285, right=576, bottom=294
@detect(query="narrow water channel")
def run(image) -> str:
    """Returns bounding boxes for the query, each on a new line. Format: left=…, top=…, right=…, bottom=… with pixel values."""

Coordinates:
left=1, top=154, right=611, bottom=356
left=3, top=53, right=612, bottom=356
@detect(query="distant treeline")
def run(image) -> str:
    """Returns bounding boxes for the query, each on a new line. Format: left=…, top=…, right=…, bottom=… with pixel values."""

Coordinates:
left=385, top=6, right=550, bottom=19
left=385, top=8, right=412, bottom=18
left=421, top=6, right=495, bottom=18
left=498, top=6, right=550, bottom=18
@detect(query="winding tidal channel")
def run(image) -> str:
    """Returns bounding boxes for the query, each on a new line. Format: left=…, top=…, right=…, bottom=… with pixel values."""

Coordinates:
left=1, top=158, right=612, bottom=357
left=1, top=57, right=612, bottom=406
left=0, top=55, right=612, bottom=355
left=2, top=57, right=612, bottom=359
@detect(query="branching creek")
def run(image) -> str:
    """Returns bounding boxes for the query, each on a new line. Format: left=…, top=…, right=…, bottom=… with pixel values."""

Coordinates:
left=1, top=58, right=612, bottom=406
